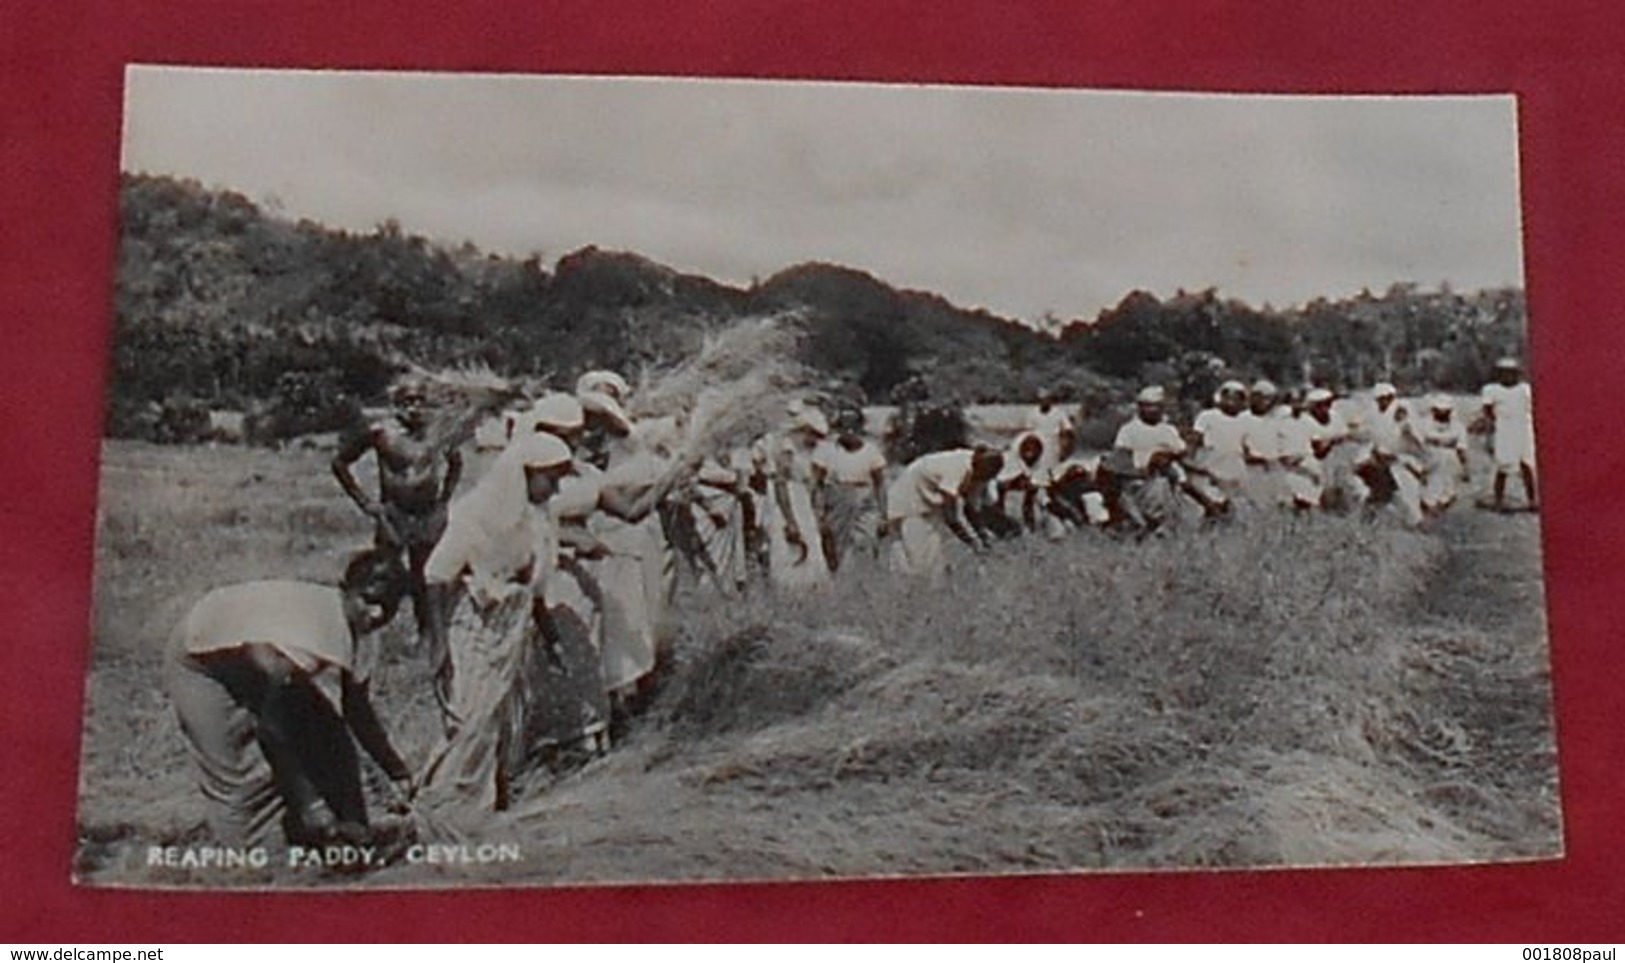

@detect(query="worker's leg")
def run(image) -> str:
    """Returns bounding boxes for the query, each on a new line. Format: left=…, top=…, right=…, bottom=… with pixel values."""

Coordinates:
left=282, top=679, right=370, bottom=832
left=1392, top=468, right=1425, bottom=527
left=164, top=648, right=282, bottom=847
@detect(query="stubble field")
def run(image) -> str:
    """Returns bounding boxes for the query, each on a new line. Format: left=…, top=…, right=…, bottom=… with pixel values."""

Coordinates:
left=74, top=438, right=1562, bottom=888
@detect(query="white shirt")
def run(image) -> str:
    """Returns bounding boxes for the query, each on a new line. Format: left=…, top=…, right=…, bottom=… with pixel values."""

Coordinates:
left=887, top=450, right=974, bottom=520
left=1363, top=402, right=1407, bottom=455
left=1240, top=410, right=1278, bottom=461
left=812, top=438, right=887, bottom=486
left=551, top=461, right=605, bottom=524
left=176, top=581, right=354, bottom=675
left=1417, top=415, right=1467, bottom=467
left=1277, top=412, right=1316, bottom=463
left=1193, top=408, right=1249, bottom=482
left=1481, top=382, right=1533, bottom=432
left=1306, top=409, right=1349, bottom=447
left=1026, top=406, right=1076, bottom=437
left=1114, top=417, right=1186, bottom=471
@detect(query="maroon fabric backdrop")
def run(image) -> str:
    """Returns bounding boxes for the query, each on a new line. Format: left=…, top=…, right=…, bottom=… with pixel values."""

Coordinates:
left=2, top=0, right=1621, bottom=941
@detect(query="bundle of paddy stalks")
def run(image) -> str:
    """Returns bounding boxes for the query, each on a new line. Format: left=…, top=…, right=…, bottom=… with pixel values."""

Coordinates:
left=630, top=314, right=812, bottom=466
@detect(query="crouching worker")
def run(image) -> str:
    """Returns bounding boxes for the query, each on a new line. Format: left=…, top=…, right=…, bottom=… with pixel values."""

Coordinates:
left=163, top=550, right=416, bottom=849
left=883, top=446, right=1004, bottom=578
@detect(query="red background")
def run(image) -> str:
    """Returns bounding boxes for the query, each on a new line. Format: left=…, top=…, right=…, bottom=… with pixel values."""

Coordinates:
left=3, top=0, right=1621, bottom=941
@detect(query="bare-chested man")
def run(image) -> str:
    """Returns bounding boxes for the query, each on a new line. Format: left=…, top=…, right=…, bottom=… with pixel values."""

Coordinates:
left=332, top=381, right=463, bottom=650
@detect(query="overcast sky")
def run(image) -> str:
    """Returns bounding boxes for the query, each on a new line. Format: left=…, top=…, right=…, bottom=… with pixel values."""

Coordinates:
left=122, top=67, right=1525, bottom=324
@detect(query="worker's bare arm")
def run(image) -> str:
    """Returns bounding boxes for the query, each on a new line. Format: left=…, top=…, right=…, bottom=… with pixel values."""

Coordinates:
left=442, top=449, right=464, bottom=503
left=342, top=674, right=413, bottom=784
left=332, top=426, right=384, bottom=513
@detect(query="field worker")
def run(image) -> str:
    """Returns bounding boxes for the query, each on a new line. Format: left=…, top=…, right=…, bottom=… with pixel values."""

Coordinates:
left=884, top=446, right=1004, bottom=577
left=584, top=395, right=697, bottom=707
left=509, top=393, right=615, bottom=757
left=994, top=431, right=1050, bottom=533
left=739, top=443, right=774, bottom=581
left=1479, top=357, right=1538, bottom=511
left=1189, top=380, right=1250, bottom=511
left=1240, top=379, right=1285, bottom=508
left=1045, top=455, right=1113, bottom=531
left=1114, top=386, right=1187, bottom=472
left=544, top=395, right=695, bottom=726
left=762, top=400, right=836, bottom=589
left=1024, top=390, right=1077, bottom=470
left=575, top=378, right=636, bottom=471
left=1417, top=394, right=1471, bottom=517
left=1113, top=386, right=1226, bottom=523
left=809, top=409, right=889, bottom=570
left=164, top=549, right=415, bottom=848
left=1363, top=382, right=1406, bottom=453
left=1274, top=390, right=1325, bottom=511
left=1339, top=382, right=1399, bottom=506
left=1303, top=388, right=1351, bottom=461
left=687, top=450, right=753, bottom=592
left=332, top=379, right=463, bottom=656
left=1351, top=402, right=1427, bottom=527
left=419, top=432, right=576, bottom=812
left=1307, top=388, right=1366, bottom=509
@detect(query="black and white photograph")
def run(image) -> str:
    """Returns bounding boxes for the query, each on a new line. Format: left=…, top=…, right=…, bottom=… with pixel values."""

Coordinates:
left=76, top=67, right=1558, bottom=889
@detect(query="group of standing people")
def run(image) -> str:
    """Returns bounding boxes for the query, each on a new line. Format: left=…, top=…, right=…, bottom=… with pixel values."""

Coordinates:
left=163, top=355, right=1538, bottom=852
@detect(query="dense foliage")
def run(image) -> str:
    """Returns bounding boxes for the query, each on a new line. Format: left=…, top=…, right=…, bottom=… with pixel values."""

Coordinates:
left=108, top=174, right=1528, bottom=442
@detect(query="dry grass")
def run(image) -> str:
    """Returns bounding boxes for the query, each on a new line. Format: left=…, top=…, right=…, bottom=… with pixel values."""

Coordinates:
left=76, top=440, right=1561, bottom=887
left=635, top=516, right=1550, bottom=872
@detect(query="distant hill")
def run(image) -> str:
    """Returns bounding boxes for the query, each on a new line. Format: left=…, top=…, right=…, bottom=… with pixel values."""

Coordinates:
left=107, top=173, right=1528, bottom=441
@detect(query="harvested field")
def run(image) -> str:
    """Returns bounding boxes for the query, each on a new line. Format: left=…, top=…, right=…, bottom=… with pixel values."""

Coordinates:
left=74, top=440, right=1561, bottom=888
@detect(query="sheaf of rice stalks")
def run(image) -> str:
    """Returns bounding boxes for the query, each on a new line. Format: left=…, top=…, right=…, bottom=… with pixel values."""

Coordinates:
left=631, top=315, right=811, bottom=463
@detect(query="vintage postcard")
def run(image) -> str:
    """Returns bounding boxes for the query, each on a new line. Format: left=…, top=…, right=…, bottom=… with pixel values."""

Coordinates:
left=76, top=68, right=1557, bottom=888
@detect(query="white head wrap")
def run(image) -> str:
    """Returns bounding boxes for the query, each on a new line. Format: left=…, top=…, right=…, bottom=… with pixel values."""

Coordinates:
left=575, top=370, right=631, bottom=402
left=525, top=392, right=585, bottom=434
left=579, top=389, right=633, bottom=435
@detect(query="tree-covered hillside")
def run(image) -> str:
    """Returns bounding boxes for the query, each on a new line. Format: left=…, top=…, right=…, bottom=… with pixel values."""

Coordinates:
left=107, top=173, right=1528, bottom=441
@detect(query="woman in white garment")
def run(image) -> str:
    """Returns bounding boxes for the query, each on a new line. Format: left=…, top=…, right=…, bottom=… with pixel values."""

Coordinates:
left=1417, top=394, right=1470, bottom=517
left=578, top=387, right=684, bottom=705
left=810, top=409, right=889, bottom=571
left=687, top=448, right=754, bottom=592
left=506, top=392, right=614, bottom=759
left=993, top=431, right=1050, bottom=535
left=761, top=400, right=835, bottom=590
left=417, top=431, right=574, bottom=813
